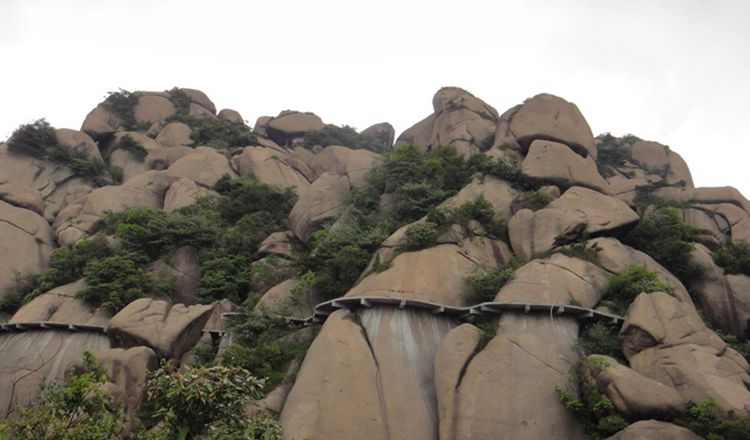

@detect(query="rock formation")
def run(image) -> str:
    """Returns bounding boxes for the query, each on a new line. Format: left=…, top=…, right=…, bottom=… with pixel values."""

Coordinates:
left=1, top=86, right=749, bottom=439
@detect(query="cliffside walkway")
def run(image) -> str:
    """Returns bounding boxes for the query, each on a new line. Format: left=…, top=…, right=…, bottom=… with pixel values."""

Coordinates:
left=0, top=296, right=624, bottom=338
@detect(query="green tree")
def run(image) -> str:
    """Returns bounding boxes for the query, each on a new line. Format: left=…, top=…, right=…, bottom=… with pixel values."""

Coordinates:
left=142, top=364, right=280, bottom=440
left=0, top=352, right=123, bottom=440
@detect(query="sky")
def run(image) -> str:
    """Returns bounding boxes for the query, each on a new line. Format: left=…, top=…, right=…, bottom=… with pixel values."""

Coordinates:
left=1, top=0, right=749, bottom=196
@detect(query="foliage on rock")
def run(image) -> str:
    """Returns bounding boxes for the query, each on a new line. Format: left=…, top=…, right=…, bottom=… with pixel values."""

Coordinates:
left=601, top=264, right=673, bottom=315
left=714, top=241, right=750, bottom=276
left=624, top=208, right=703, bottom=283
left=7, top=119, right=117, bottom=185
left=302, top=124, right=389, bottom=152
left=463, top=259, right=522, bottom=305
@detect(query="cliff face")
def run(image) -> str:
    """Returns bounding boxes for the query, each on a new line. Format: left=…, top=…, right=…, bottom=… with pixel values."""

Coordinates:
left=1, top=86, right=749, bottom=439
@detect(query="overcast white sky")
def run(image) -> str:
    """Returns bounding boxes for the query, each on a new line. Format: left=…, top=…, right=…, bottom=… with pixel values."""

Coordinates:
left=1, top=0, right=748, bottom=196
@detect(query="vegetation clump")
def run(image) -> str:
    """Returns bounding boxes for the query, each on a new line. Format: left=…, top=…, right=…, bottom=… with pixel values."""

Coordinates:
left=623, top=208, right=703, bottom=283
left=517, top=189, right=553, bottom=211
left=302, top=124, right=390, bottom=152
left=0, top=352, right=124, bottom=440
left=7, top=119, right=117, bottom=185
left=102, top=89, right=142, bottom=131
left=463, top=259, right=522, bottom=305
left=714, top=241, right=750, bottom=276
left=594, top=132, right=640, bottom=177
left=113, top=134, right=148, bottom=161
left=578, top=322, right=623, bottom=360
left=601, top=264, right=673, bottom=315
left=399, top=222, right=440, bottom=252
left=141, top=363, right=281, bottom=439
left=555, top=358, right=627, bottom=439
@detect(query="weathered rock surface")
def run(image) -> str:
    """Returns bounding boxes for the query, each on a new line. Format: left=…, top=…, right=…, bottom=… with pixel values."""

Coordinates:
left=621, top=291, right=750, bottom=415
left=630, top=140, right=694, bottom=187
left=55, top=128, right=102, bottom=161
left=109, top=299, right=214, bottom=359
left=0, top=183, right=44, bottom=215
left=133, top=94, right=176, bottom=126
left=435, top=323, right=481, bottom=440
left=179, top=88, right=216, bottom=114
left=288, top=172, right=350, bottom=242
left=497, top=253, right=610, bottom=307
left=521, top=140, right=608, bottom=192
left=280, top=309, right=387, bottom=440
left=149, top=246, right=201, bottom=305
left=349, top=239, right=505, bottom=306
left=309, top=145, right=380, bottom=187
left=504, top=93, right=597, bottom=159
left=0, top=201, right=54, bottom=299
left=396, top=87, right=498, bottom=156
left=257, top=230, right=302, bottom=260
left=655, top=186, right=750, bottom=215
left=218, top=108, right=243, bottom=124
left=232, top=146, right=312, bottom=191
left=454, top=314, right=583, bottom=439
left=438, top=176, right=518, bottom=219
left=548, top=186, right=639, bottom=234
left=166, top=147, right=237, bottom=187
left=361, top=122, right=395, bottom=147
left=163, top=177, right=214, bottom=213
left=155, top=121, right=193, bottom=146
left=10, top=279, right=109, bottom=325
left=265, top=111, right=325, bottom=146
left=586, top=354, right=685, bottom=417
left=605, top=420, right=703, bottom=440
left=690, top=244, right=749, bottom=337
left=507, top=208, right=587, bottom=259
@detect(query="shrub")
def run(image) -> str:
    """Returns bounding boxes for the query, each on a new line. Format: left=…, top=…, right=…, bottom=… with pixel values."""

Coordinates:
left=213, top=175, right=296, bottom=224
left=518, top=189, right=553, bottom=211
left=0, top=352, right=123, bottom=439
left=555, top=358, right=627, bottom=439
left=114, top=134, right=148, bottom=161
left=79, top=253, right=170, bottom=312
left=7, top=119, right=116, bottom=186
left=578, top=322, right=622, bottom=360
left=6, top=118, right=57, bottom=156
left=143, top=364, right=281, bottom=440
left=222, top=307, right=313, bottom=390
left=464, top=259, right=521, bottom=304
left=399, top=222, right=440, bottom=251
left=603, top=264, right=673, bottom=315
left=298, top=221, right=387, bottom=299
left=624, top=208, right=703, bottom=283
left=673, top=398, right=750, bottom=440
left=390, top=182, right=449, bottom=223
left=197, top=255, right=252, bottom=304
left=434, top=195, right=506, bottom=238
left=302, top=124, right=389, bottom=152
left=595, top=132, right=640, bottom=177
left=177, top=115, right=256, bottom=149
left=714, top=241, right=750, bottom=276
left=102, top=89, right=143, bottom=131
left=465, top=153, right=522, bottom=184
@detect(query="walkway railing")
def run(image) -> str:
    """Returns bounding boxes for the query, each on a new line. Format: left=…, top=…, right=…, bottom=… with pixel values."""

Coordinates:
left=0, top=296, right=624, bottom=338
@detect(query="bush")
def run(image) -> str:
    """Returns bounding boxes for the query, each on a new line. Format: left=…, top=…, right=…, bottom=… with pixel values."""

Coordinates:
left=555, top=358, right=627, bottom=439
left=7, top=119, right=116, bottom=186
left=6, top=118, right=57, bottom=156
left=222, top=307, right=313, bottom=390
left=399, top=222, right=440, bottom=251
left=298, top=221, right=387, bottom=299
left=464, top=260, right=521, bottom=304
left=578, top=322, right=622, bottom=360
left=102, top=89, right=142, bottom=131
left=176, top=115, right=256, bottom=149
left=114, top=134, right=148, bottom=161
left=433, top=195, right=506, bottom=238
left=302, top=124, right=389, bottom=152
left=213, top=175, right=296, bottom=225
left=603, top=264, right=673, bottom=315
left=673, top=398, right=750, bottom=440
left=143, top=364, right=281, bottom=440
left=624, top=208, right=703, bottom=283
left=595, top=133, right=640, bottom=177
left=79, top=253, right=170, bottom=312
left=0, top=352, right=123, bottom=439
left=518, top=189, right=553, bottom=211
left=714, top=241, right=750, bottom=276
